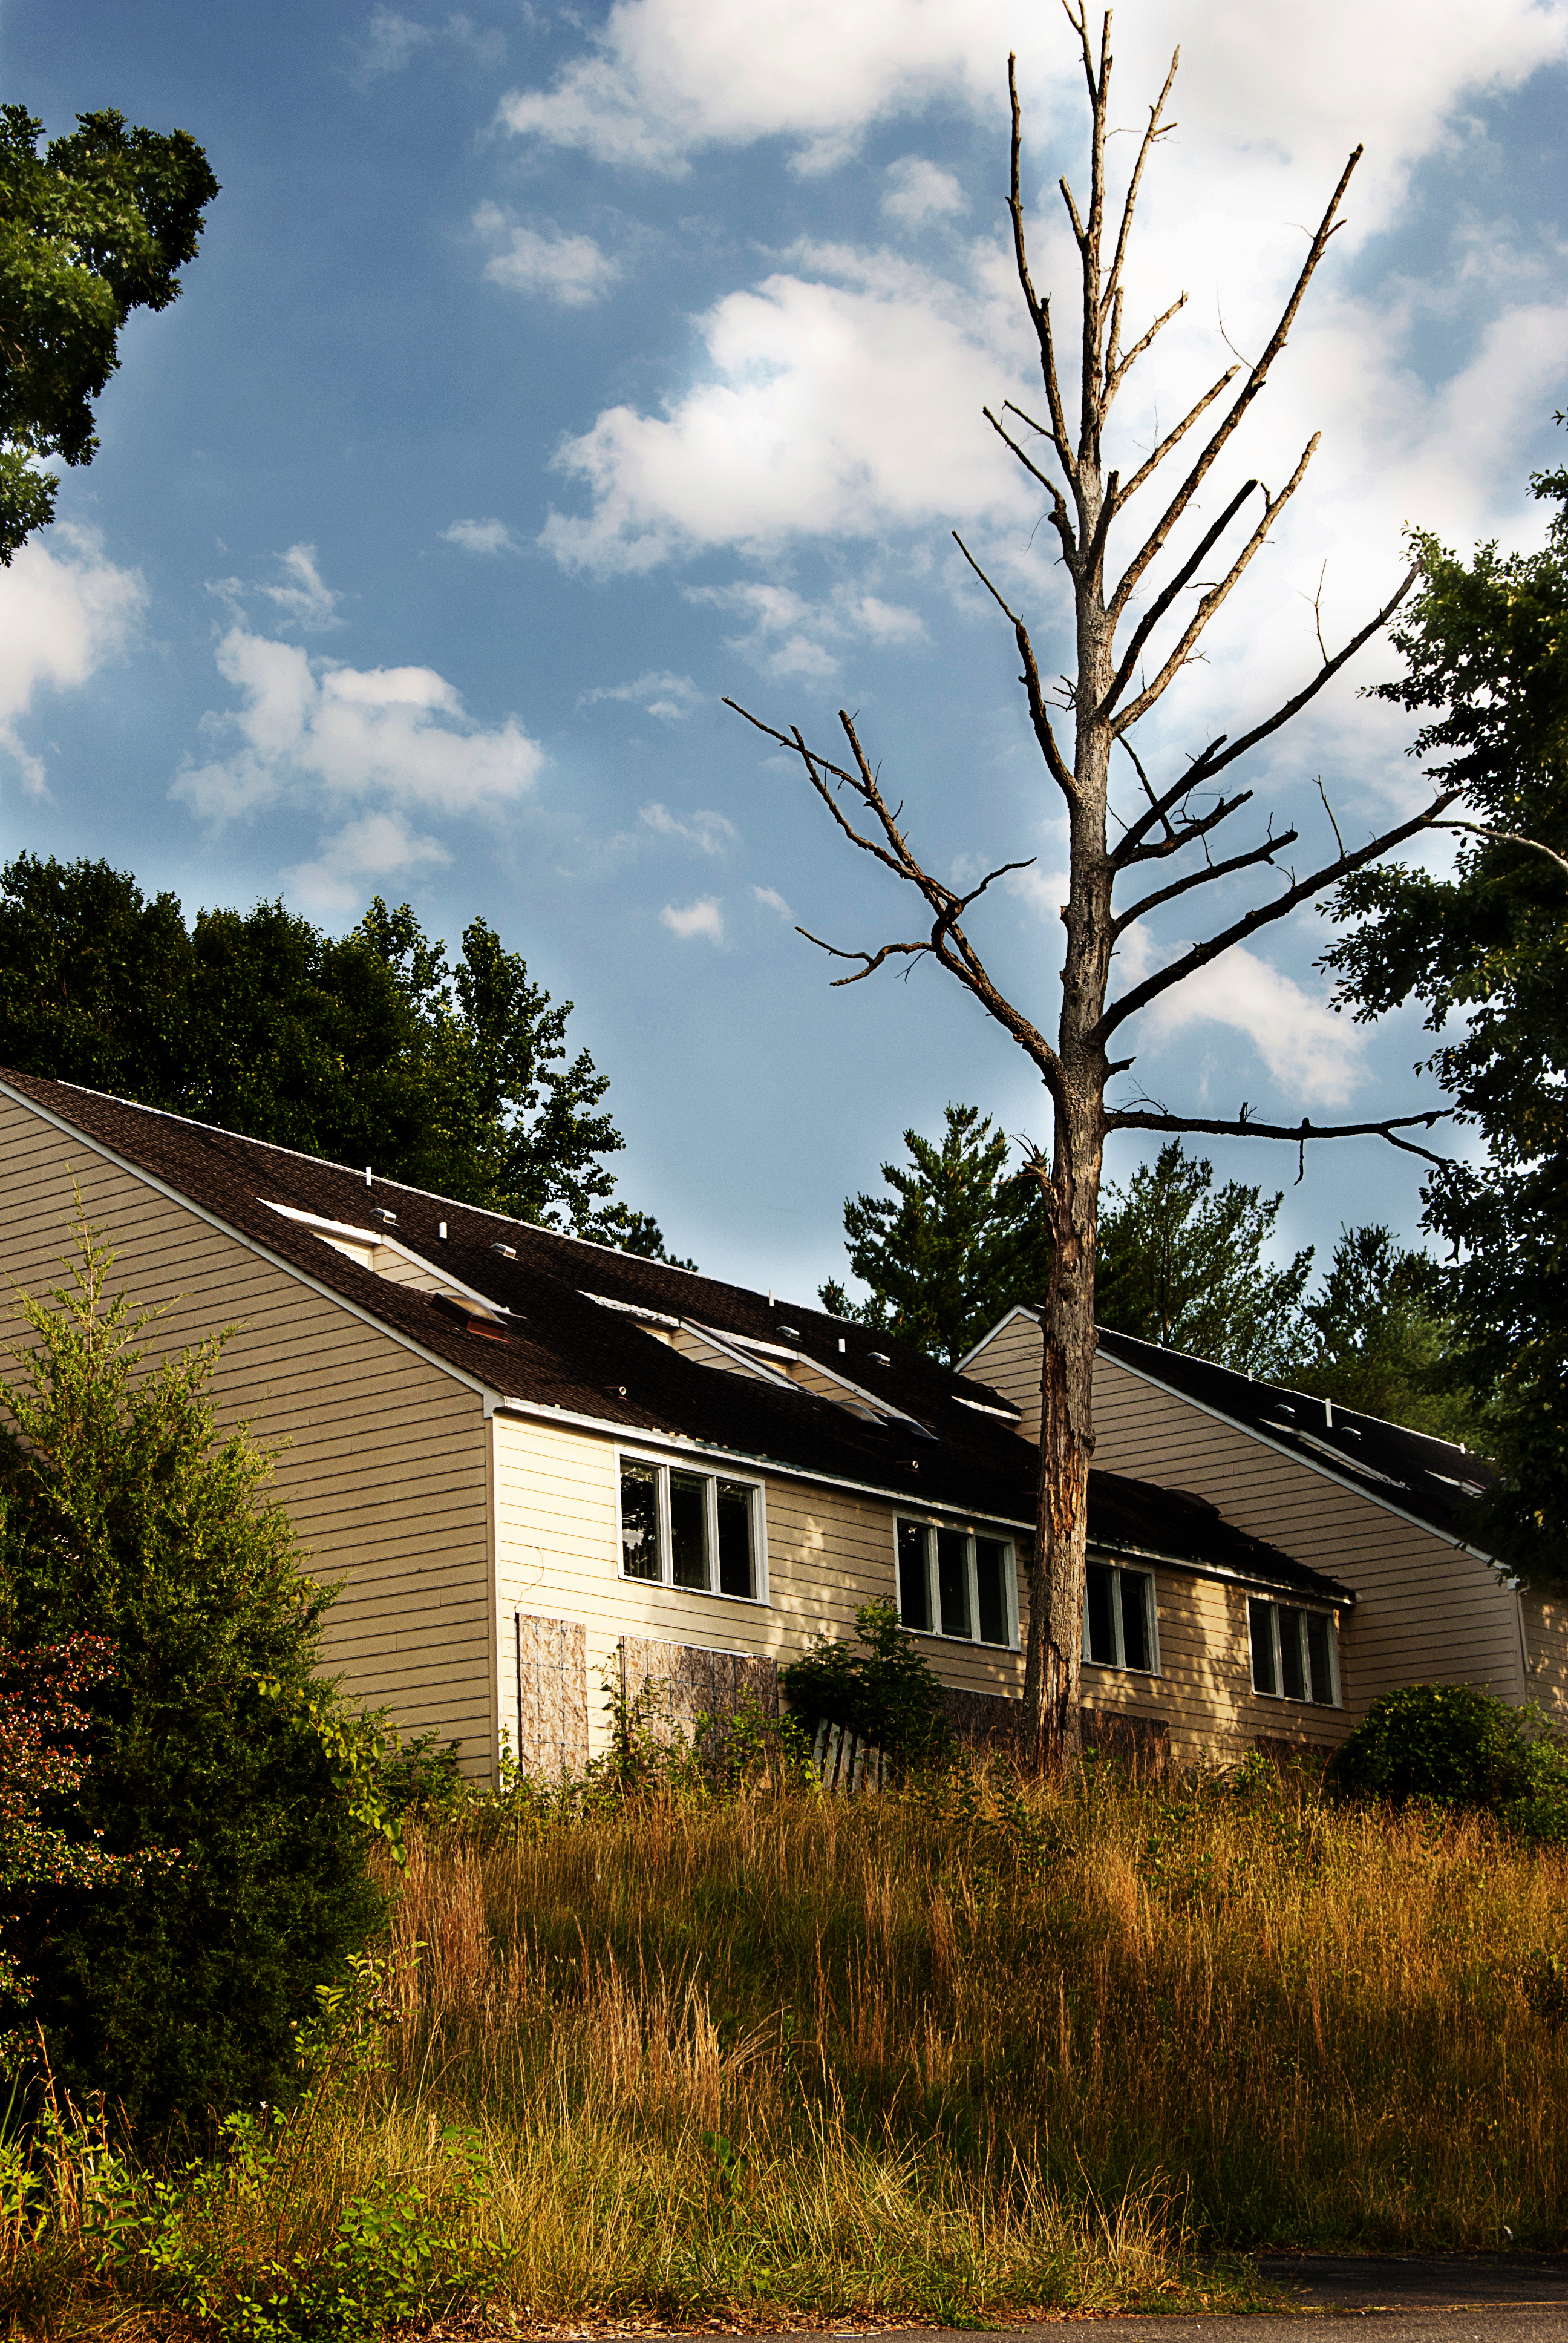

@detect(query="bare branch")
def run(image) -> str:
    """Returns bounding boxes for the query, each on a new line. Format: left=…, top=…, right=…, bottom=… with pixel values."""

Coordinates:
left=1109, top=143, right=1363, bottom=624
left=1106, top=1106, right=1451, bottom=1173
left=1434, top=821, right=1568, bottom=879
left=1094, top=785, right=1463, bottom=1045
left=1112, top=436, right=1319, bottom=733
left=1126, top=788, right=1256, bottom=863
left=1106, top=290, right=1186, bottom=403
left=1119, top=733, right=1176, bottom=844
left=1315, top=775, right=1346, bottom=859
left=1007, top=53, right=1074, bottom=474
left=982, top=408, right=1077, bottom=566
left=1116, top=365, right=1238, bottom=506
left=1099, top=474, right=1259, bottom=720
left=796, top=929, right=929, bottom=986
left=1102, top=46, right=1181, bottom=378
left=1112, top=824, right=1299, bottom=935
left=1111, top=567, right=1417, bottom=867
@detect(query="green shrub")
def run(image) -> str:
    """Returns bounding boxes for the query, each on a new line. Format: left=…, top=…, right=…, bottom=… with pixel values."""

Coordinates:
left=0, top=1217, right=386, bottom=2126
left=1330, top=1681, right=1568, bottom=1835
left=780, top=1600, right=952, bottom=1763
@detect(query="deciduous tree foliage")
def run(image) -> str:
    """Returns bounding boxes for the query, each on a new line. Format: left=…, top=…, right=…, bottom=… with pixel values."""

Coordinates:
left=1325, top=458, right=1568, bottom=1568
left=0, top=103, right=218, bottom=559
left=0, top=1222, right=385, bottom=2124
left=0, top=854, right=681, bottom=1259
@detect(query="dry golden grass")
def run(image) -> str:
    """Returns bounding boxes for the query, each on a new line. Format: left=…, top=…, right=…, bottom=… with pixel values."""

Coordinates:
left=10, top=1756, right=1568, bottom=2336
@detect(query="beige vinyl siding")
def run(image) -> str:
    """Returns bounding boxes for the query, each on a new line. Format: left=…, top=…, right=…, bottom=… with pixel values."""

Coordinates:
left=1084, top=1565, right=1342, bottom=1763
left=1520, top=1590, right=1568, bottom=1730
left=962, top=1314, right=1522, bottom=1728
left=1, top=1092, right=497, bottom=1769
left=490, top=1412, right=1025, bottom=1758
left=962, top=1310, right=1042, bottom=1440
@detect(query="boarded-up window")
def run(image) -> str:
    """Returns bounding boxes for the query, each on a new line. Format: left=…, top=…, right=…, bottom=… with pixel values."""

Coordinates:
left=512, top=1613, right=590, bottom=1776
left=619, top=1635, right=779, bottom=1747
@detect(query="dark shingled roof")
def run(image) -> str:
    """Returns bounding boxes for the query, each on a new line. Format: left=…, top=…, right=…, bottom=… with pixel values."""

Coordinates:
left=1094, top=1324, right=1496, bottom=1554
left=3, top=1070, right=1347, bottom=1601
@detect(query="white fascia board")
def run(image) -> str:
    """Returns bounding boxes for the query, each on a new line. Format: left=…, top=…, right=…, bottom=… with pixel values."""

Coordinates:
left=1090, top=1535, right=1356, bottom=1607
left=679, top=1321, right=799, bottom=1391
left=1103, top=1345, right=1498, bottom=1566
left=2, top=1080, right=497, bottom=1407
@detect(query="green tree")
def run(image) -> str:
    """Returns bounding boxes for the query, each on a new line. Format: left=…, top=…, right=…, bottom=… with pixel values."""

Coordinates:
left=0, top=103, right=218, bottom=558
left=819, top=1104, right=1051, bottom=1364
left=1288, top=1224, right=1481, bottom=1443
left=0, top=1220, right=385, bottom=2123
left=1324, top=453, right=1568, bottom=1567
left=0, top=854, right=681, bottom=1259
left=1095, top=1142, right=1312, bottom=1378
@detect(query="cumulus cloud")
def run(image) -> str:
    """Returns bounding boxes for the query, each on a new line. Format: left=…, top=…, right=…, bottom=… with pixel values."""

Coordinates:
left=883, top=155, right=967, bottom=226
left=283, top=811, right=452, bottom=916
left=540, top=242, right=1029, bottom=573
left=686, top=575, right=927, bottom=678
left=350, top=7, right=502, bottom=87
left=442, top=517, right=522, bottom=555
left=174, top=575, right=544, bottom=902
left=580, top=669, right=702, bottom=719
left=474, top=203, right=622, bottom=306
left=0, top=525, right=145, bottom=792
left=210, top=542, right=343, bottom=631
left=661, top=894, right=725, bottom=941
left=640, top=801, right=737, bottom=852
left=1142, top=944, right=1368, bottom=1109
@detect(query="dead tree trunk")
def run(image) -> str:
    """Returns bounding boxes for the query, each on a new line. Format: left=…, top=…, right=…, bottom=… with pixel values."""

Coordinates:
left=729, top=2, right=1457, bottom=1769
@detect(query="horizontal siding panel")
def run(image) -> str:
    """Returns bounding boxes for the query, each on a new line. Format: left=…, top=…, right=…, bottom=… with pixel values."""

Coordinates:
left=1, top=1095, right=496, bottom=1771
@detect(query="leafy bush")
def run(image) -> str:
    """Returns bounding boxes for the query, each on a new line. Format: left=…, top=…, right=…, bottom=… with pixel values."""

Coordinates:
left=1330, top=1681, right=1568, bottom=1837
left=780, top=1600, right=952, bottom=1763
left=0, top=1217, right=387, bottom=2125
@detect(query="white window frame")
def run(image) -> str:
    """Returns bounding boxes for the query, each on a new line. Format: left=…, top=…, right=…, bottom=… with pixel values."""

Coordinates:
left=893, top=1516, right=1018, bottom=1651
left=615, top=1450, right=769, bottom=1605
left=1081, top=1559, right=1161, bottom=1678
left=1247, top=1596, right=1341, bottom=1708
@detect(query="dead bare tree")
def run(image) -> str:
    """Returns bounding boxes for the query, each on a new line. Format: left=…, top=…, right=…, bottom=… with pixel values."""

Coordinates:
left=726, top=4, right=1459, bottom=1767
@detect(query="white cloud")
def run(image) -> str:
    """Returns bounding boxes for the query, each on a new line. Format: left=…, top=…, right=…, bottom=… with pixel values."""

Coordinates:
left=174, top=578, right=544, bottom=902
left=661, top=894, right=725, bottom=941
left=474, top=203, right=622, bottom=306
left=495, top=0, right=1568, bottom=189
left=883, top=155, right=967, bottom=227
left=1142, top=944, right=1368, bottom=1109
left=351, top=8, right=503, bottom=86
left=255, top=543, right=343, bottom=630
left=282, top=811, right=451, bottom=916
left=687, top=575, right=928, bottom=678
left=580, top=669, right=703, bottom=719
left=540, top=241, right=1030, bottom=573
left=640, top=800, right=737, bottom=852
left=752, top=883, right=793, bottom=919
left=0, top=525, right=145, bottom=792
left=442, top=517, right=522, bottom=555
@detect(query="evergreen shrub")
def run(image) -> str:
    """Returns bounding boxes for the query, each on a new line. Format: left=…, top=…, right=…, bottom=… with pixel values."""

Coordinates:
left=780, top=1599, right=952, bottom=1763
left=1330, top=1680, right=1568, bottom=1838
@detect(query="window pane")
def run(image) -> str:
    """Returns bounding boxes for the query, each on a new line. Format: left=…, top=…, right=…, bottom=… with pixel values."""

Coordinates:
left=898, top=1521, right=931, bottom=1630
left=1279, top=1608, right=1307, bottom=1702
left=669, top=1471, right=709, bottom=1590
left=1120, top=1571, right=1152, bottom=1673
left=975, top=1538, right=1010, bottom=1647
left=715, top=1481, right=754, bottom=1598
left=1307, top=1612, right=1335, bottom=1706
left=620, top=1464, right=660, bottom=1581
left=1085, top=1564, right=1118, bottom=1665
left=1249, top=1598, right=1278, bottom=1695
left=937, top=1528, right=970, bottom=1639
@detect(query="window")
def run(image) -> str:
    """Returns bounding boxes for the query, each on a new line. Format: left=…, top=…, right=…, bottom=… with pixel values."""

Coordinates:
left=617, top=1457, right=764, bottom=1601
left=1082, top=1562, right=1158, bottom=1674
left=1248, top=1598, right=1338, bottom=1706
left=895, top=1519, right=1016, bottom=1648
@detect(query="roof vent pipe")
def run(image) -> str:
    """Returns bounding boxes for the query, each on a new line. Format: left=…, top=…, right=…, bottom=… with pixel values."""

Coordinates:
left=438, top=1221, right=448, bottom=1241
left=1325, top=1398, right=1334, bottom=1430
left=364, top=1165, right=373, bottom=1187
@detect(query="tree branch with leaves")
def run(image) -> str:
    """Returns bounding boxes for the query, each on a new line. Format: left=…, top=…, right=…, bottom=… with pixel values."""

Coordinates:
left=729, top=3, right=1459, bottom=1765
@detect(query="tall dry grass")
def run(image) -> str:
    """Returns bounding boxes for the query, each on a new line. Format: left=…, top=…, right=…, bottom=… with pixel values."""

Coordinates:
left=11, top=1757, right=1568, bottom=2335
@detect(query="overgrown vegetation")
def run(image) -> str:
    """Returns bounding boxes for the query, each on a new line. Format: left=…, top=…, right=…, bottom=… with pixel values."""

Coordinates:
left=13, top=1745, right=1568, bottom=2336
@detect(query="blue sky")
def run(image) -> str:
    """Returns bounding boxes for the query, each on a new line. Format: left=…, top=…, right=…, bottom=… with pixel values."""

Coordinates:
left=5, top=0, right=1568, bottom=1299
